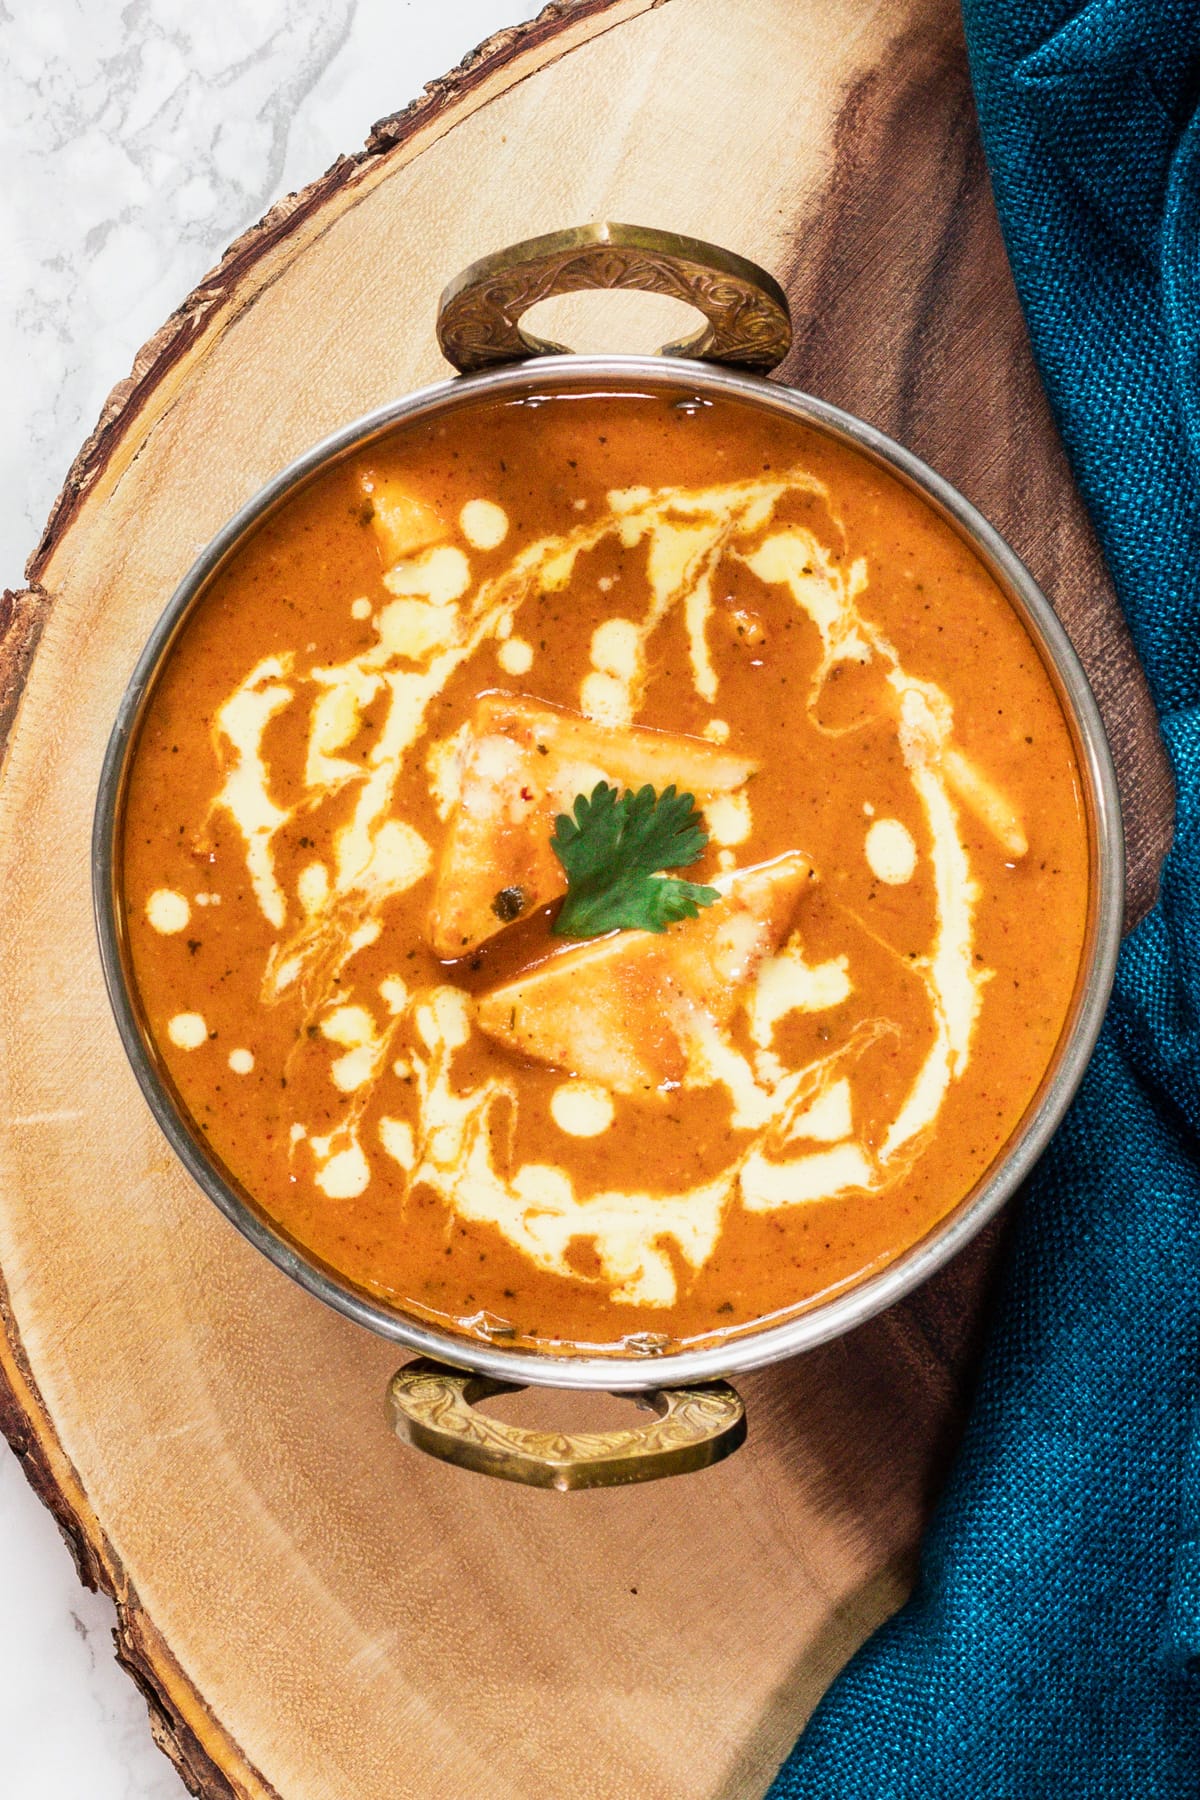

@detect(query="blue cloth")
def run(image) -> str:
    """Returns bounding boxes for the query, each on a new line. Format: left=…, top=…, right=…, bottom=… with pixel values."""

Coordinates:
left=769, top=5, right=1200, bottom=1793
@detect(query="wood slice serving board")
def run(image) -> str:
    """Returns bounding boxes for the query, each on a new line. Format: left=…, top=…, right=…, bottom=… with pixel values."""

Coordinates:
left=0, top=2, right=1174, bottom=1797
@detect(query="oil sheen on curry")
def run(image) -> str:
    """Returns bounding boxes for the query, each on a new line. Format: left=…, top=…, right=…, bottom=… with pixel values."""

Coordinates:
left=122, top=383, right=1089, bottom=1356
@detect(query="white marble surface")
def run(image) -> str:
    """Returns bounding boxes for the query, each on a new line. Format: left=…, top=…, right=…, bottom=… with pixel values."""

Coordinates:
left=0, top=4, right=541, bottom=1793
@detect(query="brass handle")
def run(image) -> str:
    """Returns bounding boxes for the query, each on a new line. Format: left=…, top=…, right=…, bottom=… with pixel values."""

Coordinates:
left=387, top=1359, right=746, bottom=1490
left=437, top=221, right=792, bottom=375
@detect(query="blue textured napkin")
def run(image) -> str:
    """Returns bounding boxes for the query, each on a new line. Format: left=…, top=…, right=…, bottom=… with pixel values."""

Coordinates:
left=769, top=5, right=1200, bottom=1793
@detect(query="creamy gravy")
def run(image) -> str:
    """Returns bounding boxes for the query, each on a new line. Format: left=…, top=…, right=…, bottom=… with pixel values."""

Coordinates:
left=121, top=384, right=1090, bottom=1355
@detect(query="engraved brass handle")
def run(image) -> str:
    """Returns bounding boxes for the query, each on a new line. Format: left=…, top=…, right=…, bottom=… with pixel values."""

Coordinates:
left=387, top=1359, right=747, bottom=1490
left=437, top=221, right=792, bottom=375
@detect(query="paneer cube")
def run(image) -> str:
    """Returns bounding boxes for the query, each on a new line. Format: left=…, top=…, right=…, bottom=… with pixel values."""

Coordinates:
left=427, top=694, right=757, bottom=957
left=474, top=853, right=811, bottom=1093
left=361, top=473, right=448, bottom=566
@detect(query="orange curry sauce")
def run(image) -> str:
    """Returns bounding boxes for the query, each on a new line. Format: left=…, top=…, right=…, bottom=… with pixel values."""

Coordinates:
left=121, top=383, right=1090, bottom=1356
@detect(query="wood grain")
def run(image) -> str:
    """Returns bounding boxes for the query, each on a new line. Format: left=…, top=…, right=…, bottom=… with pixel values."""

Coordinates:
left=0, top=2, right=1173, bottom=1797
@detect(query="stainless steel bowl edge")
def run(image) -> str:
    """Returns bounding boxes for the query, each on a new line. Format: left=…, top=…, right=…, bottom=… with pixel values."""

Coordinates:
left=93, top=354, right=1125, bottom=1392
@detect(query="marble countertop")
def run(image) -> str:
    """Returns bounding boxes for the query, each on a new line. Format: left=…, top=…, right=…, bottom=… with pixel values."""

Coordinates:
left=0, top=4, right=540, bottom=1793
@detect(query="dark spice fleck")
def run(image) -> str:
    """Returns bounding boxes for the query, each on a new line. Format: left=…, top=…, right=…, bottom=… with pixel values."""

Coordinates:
left=491, top=885, right=527, bottom=923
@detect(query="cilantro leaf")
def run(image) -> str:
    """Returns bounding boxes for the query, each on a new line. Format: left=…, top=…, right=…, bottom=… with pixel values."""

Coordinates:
left=550, top=781, right=720, bottom=938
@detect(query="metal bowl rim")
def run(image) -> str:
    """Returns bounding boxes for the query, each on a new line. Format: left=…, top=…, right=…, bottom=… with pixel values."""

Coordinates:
left=93, top=352, right=1125, bottom=1392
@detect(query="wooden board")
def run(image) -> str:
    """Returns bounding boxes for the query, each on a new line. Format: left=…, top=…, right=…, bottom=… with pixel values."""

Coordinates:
left=0, top=2, right=1173, bottom=1797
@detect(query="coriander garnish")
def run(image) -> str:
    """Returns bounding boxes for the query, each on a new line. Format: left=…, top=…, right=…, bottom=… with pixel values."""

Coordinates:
left=549, top=781, right=719, bottom=939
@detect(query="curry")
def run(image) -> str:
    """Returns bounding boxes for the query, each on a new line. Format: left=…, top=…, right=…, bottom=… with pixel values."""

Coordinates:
left=120, top=381, right=1090, bottom=1356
